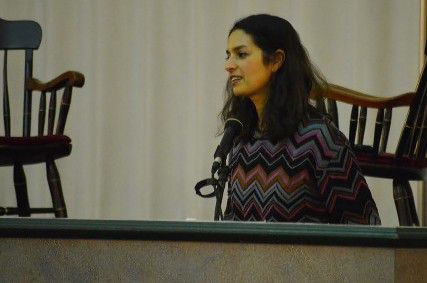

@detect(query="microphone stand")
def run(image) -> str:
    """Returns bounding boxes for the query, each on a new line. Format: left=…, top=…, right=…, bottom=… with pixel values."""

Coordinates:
left=213, top=164, right=229, bottom=221
left=194, top=158, right=230, bottom=221
left=195, top=117, right=241, bottom=220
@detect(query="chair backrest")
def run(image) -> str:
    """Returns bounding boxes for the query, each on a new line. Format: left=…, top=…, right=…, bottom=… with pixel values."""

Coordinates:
left=0, top=18, right=77, bottom=138
left=1, top=18, right=42, bottom=137
left=395, top=57, right=427, bottom=159
left=313, top=58, right=427, bottom=159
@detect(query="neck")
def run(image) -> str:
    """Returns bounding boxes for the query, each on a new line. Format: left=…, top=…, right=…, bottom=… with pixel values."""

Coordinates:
left=249, top=92, right=267, bottom=128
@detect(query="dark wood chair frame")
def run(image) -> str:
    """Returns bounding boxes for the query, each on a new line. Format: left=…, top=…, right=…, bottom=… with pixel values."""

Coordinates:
left=0, top=18, right=84, bottom=218
left=311, top=58, right=427, bottom=226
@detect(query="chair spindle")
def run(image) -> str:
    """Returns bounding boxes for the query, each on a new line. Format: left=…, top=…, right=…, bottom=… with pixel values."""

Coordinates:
left=48, top=90, right=57, bottom=135
left=349, top=105, right=359, bottom=147
left=373, top=108, right=384, bottom=154
left=379, top=108, right=392, bottom=153
left=410, top=80, right=427, bottom=158
left=357, top=107, right=367, bottom=145
left=56, top=86, right=72, bottom=135
left=415, top=103, right=427, bottom=158
left=326, top=98, right=339, bottom=128
left=23, top=49, right=33, bottom=137
left=38, top=91, right=46, bottom=135
left=396, top=64, right=427, bottom=158
left=314, top=95, right=326, bottom=114
left=409, top=100, right=426, bottom=158
left=3, top=50, right=11, bottom=137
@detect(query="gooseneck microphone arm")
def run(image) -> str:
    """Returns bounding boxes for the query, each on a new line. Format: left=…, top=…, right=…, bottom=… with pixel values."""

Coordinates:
left=194, top=118, right=243, bottom=221
left=211, top=118, right=243, bottom=174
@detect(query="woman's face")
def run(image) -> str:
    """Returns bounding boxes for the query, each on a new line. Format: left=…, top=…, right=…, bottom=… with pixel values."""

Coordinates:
left=225, top=29, right=274, bottom=100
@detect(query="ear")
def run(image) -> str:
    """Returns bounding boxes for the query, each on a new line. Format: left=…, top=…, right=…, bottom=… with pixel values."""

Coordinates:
left=271, top=49, right=285, bottom=72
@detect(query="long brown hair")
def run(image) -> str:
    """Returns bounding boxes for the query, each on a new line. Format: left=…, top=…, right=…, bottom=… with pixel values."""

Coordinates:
left=220, top=14, right=327, bottom=142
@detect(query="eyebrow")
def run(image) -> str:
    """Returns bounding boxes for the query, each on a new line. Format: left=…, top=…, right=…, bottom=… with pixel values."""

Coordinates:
left=226, top=45, right=247, bottom=54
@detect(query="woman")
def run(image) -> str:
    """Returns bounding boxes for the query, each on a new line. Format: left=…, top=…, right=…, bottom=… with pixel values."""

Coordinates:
left=221, top=14, right=381, bottom=224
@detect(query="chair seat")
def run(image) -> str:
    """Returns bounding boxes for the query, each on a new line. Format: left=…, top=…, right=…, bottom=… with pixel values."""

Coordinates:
left=355, top=150, right=427, bottom=180
left=0, top=135, right=72, bottom=165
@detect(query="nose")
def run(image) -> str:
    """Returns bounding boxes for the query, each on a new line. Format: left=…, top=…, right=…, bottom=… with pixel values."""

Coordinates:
left=225, top=57, right=236, bottom=73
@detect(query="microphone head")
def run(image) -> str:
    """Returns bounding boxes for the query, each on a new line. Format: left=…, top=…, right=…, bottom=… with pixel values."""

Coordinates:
left=212, top=118, right=244, bottom=167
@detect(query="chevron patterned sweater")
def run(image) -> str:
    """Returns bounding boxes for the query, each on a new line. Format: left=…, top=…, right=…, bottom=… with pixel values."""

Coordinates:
left=224, top=117, right=381, bottom=224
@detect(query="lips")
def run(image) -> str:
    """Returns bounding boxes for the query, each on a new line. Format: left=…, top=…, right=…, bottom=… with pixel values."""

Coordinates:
left=230, top=76, right=242, bottom=85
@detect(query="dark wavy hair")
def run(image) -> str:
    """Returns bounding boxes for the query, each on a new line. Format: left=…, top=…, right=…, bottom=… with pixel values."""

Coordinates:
left=220, top=14, right=327, bottom=142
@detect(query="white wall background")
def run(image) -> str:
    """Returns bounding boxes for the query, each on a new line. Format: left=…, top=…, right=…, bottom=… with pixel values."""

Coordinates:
left=0, top=0, right=421, bottom=226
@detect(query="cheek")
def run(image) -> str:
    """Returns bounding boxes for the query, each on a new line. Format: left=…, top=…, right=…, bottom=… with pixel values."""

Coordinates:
left=244, top=60, right=271, bottom=86
left=242, top=60, right=260, bottom=77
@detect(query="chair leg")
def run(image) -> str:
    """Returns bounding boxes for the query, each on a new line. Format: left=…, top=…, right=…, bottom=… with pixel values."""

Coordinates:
left=403, top=180, right=420, bottom=226
left=393, top=179, right=417, bottom=226
left=46, top=160, right=67, bottom=218
left=423, top=181, right=427, bottom=226
left=13, top=164, right=31, bottom=217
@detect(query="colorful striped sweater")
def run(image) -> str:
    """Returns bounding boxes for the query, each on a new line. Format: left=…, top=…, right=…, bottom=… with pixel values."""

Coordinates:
left=224, top=116, right=381, bottom=224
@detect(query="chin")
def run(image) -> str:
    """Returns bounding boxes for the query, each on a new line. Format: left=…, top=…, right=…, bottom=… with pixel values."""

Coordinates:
left=232, top=89, right=250, bottom=97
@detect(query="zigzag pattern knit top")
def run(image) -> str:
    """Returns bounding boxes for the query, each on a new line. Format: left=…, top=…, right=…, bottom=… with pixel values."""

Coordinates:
left=224, top=117, right=381, bottom=224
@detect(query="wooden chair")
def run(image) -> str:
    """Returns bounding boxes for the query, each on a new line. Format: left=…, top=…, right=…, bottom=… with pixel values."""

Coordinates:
left=311, top=58, right=427, bottom=226
left=0, top=18, right=84, bottom=218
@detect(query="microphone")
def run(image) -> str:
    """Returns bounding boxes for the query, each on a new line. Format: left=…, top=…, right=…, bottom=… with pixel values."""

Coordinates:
left=211, top=118, right=243, bottom=175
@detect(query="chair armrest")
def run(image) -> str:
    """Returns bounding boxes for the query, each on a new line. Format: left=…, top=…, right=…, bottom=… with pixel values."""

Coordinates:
left=26, top=71, right=85, bottom=92
left=311, top=84, right=415, bottom=108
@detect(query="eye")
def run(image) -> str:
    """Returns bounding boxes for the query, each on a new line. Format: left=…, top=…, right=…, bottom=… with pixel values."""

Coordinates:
left=237, top=52, right=248, bottom=59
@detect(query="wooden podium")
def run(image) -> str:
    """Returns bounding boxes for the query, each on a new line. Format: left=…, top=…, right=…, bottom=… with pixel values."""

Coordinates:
left=0, top=219, right=426, bottom=282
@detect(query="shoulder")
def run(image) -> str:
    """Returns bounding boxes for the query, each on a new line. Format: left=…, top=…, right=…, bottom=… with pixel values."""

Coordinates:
left=294, top=110, right=350, bottom=161
left=298, top=114, right=347, bottom=145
